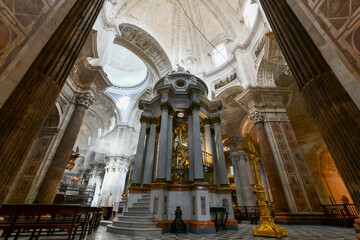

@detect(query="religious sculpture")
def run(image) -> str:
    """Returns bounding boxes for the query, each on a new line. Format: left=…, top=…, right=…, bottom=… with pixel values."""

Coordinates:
left=66, top=146, right=81, bottom=171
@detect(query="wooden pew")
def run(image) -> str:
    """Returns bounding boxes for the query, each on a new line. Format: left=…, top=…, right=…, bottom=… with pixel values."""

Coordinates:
left=0, top=204, right=102, bottom=240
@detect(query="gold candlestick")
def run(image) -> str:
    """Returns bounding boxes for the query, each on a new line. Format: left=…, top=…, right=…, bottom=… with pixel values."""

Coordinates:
left=249, top=154, right=287, bottom=238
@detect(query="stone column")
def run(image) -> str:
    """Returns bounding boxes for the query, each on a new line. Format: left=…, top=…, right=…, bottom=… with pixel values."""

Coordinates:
left=211, top=129, right=218, bottom=186
left=143, top=119, right=158, bottom=186
left=36, top=93, right=94, bottom=203
left=259, top=0, right=360, bottom=209
left=190, top=102, right=204, bottom=182
left=187, top=110, right=194, bottom=182
left=249, top=110, right=290, bottom=213
left=99, top=162, right=114, bottom=207
left=90, top=164, right=104, bottom=207
left=0, top=0, right=105, bottom=203
left=203, top=119, right=214, bottom=157
left=211, top=117, right=228, bottom=186
left=156, top=102, right=171, bottom=182
left=230, top=151, right=255, bottom=207
left=131, top=115, right=149, bottom=186
left=166, top=111, right=174, bottom=182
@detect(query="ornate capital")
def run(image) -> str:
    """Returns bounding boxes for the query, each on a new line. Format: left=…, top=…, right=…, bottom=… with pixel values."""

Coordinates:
left=248, top=110, right=265, bottom=124
left=160, top=101, right=173, bottom=111
left=202, top=118, right=211, bottom=126
left=75, top=93, right=94, bottom=108
left=185, top=108, right=192, bottom=116
left=210, top=116, right=221, bottom=124
left=140, top=115, right=151, bottom=124
left=150, top=117, right=160, bottom=125
left=168, top=108, right=175, bottom=117
left=189, top=101, right=201, bottom=111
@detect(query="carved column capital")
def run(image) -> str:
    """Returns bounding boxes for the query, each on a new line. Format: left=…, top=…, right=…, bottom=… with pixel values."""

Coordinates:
left=202, top=118, right=211, bottom=126
left=140, top=115, right=151, bottom=124
left=189, top=101, right=201, bottom=111
left=160, top=101, right=173, bottom=111
left=75, top=93, right=94, bottom=108
left=210, top=116, right=221, bottom=124
left=248, top=110, right=265, bottom=124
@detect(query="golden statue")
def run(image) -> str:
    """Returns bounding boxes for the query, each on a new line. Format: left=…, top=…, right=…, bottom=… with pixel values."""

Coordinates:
left=66, top=146, right=81, bottom=171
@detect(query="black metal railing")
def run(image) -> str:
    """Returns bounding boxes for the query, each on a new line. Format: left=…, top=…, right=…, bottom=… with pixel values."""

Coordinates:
left=321, top=204, right=359, bottom=227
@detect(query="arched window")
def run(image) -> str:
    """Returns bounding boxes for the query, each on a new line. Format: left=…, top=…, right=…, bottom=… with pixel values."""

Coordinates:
left=212, top=43, right=228, bottom=67
left=110, top=117, right=115, bottom=131
left=244, top=0, right=258, bottom=29
left=97, top=128, right=102, bottom=138
left=88, top=136, right=92, bottom=146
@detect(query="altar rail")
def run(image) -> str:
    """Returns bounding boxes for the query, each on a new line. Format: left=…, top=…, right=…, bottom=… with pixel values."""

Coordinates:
left=321, top=204, right=359, bottom=227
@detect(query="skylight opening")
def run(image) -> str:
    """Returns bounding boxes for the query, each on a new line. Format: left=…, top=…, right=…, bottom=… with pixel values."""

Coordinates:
left=244, top=0, right=258, bottom=29
left=213, top=43, right=228, bottom=67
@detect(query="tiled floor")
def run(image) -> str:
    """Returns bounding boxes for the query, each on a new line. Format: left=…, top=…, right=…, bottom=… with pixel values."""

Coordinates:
left=85, top=223, right=356, bottom=240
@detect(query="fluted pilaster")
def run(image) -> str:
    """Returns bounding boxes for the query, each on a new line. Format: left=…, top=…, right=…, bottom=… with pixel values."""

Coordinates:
left=249, top=110, right=290, bottom=213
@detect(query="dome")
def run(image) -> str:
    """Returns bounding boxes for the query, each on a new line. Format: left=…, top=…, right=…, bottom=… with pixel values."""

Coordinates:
left=104, top=44, right=147, bottom=87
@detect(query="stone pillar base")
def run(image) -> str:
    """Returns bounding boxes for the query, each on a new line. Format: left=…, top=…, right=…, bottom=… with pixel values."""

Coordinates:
left=275, top=213, right=325, bottom=225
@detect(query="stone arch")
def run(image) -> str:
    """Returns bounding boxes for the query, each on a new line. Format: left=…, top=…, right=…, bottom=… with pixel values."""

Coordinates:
left=114, top=23, right=172, bottom=80
left=310, top=144, right=352, bottom=204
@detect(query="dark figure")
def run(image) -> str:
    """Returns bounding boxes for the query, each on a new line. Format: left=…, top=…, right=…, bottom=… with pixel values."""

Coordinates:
left=170, top=206, right=187, bottom=234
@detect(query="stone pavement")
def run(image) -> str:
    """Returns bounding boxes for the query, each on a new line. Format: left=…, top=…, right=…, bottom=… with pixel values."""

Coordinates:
left=85, top=222, right=356, bottom=240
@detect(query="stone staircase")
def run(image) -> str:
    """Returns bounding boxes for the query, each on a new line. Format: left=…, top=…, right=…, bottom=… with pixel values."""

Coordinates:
left=107, top=193, right=163, bottom=236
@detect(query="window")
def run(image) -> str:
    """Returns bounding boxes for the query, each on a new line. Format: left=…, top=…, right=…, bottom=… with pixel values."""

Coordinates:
left=244, top=0, right=258, bottom=29
left=97, top=128, right=102, bottom=138
left=88, top=136, right=92, bottom=146
left=110, top=117, right=115, bottom=131
left=212, top=43, right=228, bottom=67
left=229, top=166, right=234, bottom=176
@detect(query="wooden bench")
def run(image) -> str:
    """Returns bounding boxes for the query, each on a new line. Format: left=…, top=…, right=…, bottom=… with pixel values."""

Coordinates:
left=0, top=204, right=102, bottom=240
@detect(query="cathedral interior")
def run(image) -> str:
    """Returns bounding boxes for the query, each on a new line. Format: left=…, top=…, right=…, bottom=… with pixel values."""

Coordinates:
left=0, top=0, right=359, bottom=239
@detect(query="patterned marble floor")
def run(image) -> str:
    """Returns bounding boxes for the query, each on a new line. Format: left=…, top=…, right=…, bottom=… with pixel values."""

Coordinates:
left=85, top=223, right=356, bottom=240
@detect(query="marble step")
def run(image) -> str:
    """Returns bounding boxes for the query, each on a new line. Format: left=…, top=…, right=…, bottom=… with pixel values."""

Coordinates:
left=123, top=211, right=151, bottom=217
left=137, top=198, right=150, bottom=203
left=107, top=225, right=163, bottom=237
left=133, top=202, right=150, bottom=207
left=112, top=220, right=157, bottom=228
left=127, top=207, right=150, bottom=211
left=117, top=215, right=154, bottom=223
left=142, top=194, right=150, bottom=197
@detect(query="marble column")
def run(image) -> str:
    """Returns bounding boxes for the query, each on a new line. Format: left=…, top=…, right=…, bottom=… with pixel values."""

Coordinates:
left=90, top=165, right=104, bottom=207
left=249, top=110, right=290, bottom=213
left=166, top=111, right=174, bottom=182
left=143, top=119, right=158, bottom=186
left=211, top=117, right=228, bottom=186
left=203, top=119, right=214, bottom=157
left=156, top=102, right=171, bottom=182
left=230, top=151, right=255, bottom=207
left=36, top=93, right=94, bottom=203
left=131, top=115, right=149, bottom=186
left=99, top=162, right=114, bottom=207
left=187, top=110, right=194, bottom=182
left=211, top=129, right=218, bottom=186
left=259, top=0, right=360, bottom=209
left=190, top=102, right=204, bottom=182
left=0, top=0, right=105, bottom=203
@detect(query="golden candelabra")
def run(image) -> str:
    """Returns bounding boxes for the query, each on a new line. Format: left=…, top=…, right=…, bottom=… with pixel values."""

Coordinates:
left=249, top=154, right=287, bottom=238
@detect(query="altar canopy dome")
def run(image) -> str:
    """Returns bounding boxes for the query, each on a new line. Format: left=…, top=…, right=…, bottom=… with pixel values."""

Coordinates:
left=104, top=44, right=147, bottom=87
